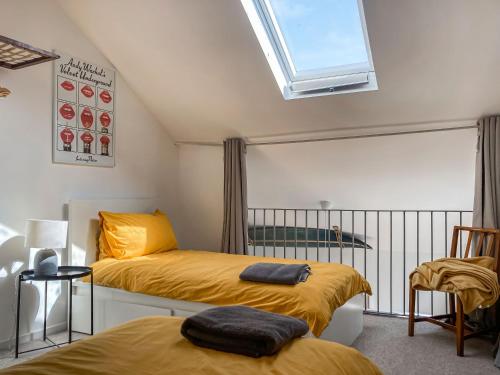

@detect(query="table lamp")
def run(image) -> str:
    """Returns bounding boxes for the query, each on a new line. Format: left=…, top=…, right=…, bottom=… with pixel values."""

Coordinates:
left=25, top=219, right=68, bottom=276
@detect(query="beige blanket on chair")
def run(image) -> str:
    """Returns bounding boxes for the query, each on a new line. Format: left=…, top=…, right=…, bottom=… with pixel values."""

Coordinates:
left=410, top=256, right=500, bottom=314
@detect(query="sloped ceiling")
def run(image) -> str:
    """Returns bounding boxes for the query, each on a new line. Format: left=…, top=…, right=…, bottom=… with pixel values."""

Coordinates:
left=58, top=0, right=500, bottom=142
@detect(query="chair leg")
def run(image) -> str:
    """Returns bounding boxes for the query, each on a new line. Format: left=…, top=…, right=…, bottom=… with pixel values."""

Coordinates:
left=448, top=293, right=456, bottom=324
left=408, top=281, right=416, bottom=337
left=456, top=296, right=464, bottom=357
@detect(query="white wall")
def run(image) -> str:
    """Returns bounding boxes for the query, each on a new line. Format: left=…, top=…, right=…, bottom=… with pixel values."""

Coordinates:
left=177, top=145, right=224, bottom=251
left=0, top=0, right=178, bottom=347
left=247, top=129, right=477, bottom=209
left=177, top=128, right=477, bottom=249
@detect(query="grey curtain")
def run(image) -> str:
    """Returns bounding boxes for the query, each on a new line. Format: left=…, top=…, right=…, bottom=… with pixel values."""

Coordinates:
left=221, top=138, right=248, bottom=254
left=471, top=116, right=500, bottom=364
left=473, top=116, right=500, bottom=232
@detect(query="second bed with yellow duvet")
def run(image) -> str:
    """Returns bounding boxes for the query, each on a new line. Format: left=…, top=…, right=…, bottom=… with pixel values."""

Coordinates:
left=85, top=249, right=371, bottom=338
left=69, top=203, right=371, bottom=344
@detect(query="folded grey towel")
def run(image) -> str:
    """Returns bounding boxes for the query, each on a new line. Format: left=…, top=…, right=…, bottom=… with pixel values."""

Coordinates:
left=239, top=262, right=311, bottom=285
left=180, top=305, right=309, bottom=357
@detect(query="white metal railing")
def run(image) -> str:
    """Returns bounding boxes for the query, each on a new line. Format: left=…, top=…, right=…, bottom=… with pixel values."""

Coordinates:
left=248, top=208, right=473, bottom=317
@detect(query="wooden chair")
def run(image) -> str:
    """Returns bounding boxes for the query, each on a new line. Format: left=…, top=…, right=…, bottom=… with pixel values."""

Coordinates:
left=408, top=226, right=500, bottom=356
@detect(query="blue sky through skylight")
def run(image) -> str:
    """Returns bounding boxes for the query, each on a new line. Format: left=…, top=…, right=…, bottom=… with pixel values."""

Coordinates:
left=268, top=0, right=369, bottom=73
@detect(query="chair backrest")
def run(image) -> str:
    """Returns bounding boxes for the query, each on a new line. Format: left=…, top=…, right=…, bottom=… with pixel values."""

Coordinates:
left=450, top=226, right=500, bottom=273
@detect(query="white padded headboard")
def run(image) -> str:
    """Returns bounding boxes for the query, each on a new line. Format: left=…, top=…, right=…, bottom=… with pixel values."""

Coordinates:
left=68, top=198, right=158, bottom=266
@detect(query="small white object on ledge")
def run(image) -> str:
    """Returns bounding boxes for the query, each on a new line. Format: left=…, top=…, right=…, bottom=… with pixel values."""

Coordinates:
left=25, top=219, right=68, bottom=275
left=319, top=200, right=332, bottom=210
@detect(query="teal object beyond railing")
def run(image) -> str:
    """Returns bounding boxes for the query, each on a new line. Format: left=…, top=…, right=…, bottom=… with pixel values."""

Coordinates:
left=248, top=225, right=371, bottom=249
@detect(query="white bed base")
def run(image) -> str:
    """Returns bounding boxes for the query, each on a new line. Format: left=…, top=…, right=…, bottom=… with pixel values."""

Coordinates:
left=68, top=198, right=365, bottom=345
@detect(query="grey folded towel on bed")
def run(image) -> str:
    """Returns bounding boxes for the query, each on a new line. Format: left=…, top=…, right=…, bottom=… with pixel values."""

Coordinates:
left=239, top=262, right=311, bottom=285
left=180, top=305, right=309, bottom=357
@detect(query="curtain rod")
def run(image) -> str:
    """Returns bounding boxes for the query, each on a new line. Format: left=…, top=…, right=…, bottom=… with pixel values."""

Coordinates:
left=175, top=124, right=478, bottom=147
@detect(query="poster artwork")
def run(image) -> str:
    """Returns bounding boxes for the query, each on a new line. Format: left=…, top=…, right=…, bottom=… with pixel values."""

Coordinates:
left=53, top=53, right=115, bottom=167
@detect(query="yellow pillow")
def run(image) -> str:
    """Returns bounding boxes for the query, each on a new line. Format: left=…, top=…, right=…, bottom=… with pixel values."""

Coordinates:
left=98, top=210, right=177, bottom=259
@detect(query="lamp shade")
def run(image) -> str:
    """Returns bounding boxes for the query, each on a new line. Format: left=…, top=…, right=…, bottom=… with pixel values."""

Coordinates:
left=25, top=219, right=68, bottom=249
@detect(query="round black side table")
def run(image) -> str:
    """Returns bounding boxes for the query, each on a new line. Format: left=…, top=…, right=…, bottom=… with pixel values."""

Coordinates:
left=15, top=266, right=93, bottom=358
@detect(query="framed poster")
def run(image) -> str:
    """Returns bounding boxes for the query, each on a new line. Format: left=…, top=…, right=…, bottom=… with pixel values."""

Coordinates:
left=53, top=52, right=115, bottom=167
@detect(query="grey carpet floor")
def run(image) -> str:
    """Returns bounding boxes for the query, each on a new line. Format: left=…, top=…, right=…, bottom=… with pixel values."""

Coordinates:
left=353, top=315, right=498, bottom=375
left=0, top=316, right=498, bottom=374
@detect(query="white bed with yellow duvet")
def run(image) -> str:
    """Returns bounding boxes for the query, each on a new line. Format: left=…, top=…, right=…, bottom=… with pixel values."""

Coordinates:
left=0, top=316, right=382, bottom=375
left=69, top=199, right=371, bottom=345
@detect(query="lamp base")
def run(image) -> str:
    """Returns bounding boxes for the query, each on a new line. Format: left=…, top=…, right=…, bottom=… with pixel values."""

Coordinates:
left=34, top=249, right=58, bottom=275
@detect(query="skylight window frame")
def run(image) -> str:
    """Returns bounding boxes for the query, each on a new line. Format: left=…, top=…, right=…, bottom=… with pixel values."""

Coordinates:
left=242, top=0, right=378, bottom=100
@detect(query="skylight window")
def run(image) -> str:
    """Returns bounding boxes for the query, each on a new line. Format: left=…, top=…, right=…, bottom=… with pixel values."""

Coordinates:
left=241, top=0, right=377, bottom=99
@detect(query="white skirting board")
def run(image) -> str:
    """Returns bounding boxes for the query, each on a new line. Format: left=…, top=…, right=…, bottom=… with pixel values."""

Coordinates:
left=72, top=282, right=364, bottom=346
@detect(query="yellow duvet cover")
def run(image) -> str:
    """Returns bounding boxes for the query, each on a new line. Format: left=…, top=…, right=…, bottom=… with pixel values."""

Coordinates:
left=0, top=317, right=382, bottom=375
left=88, top=250, right=371, bottom=336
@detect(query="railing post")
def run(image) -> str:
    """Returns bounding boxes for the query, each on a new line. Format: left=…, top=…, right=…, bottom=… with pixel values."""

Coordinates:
left=328, top=210, right=331, bottom=263
left=352, top=211, right=355, bottom=268
left=403, top=211, right=406, bottom=315
left=376, top=210, right=380, bottom=313
left=390, top=211, right=393, bottom=315
left=316, top=210, right=320, bottom=262
left=340, top=210, right=343, bottom=264
left=283, top=209, right=287, bottom=258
